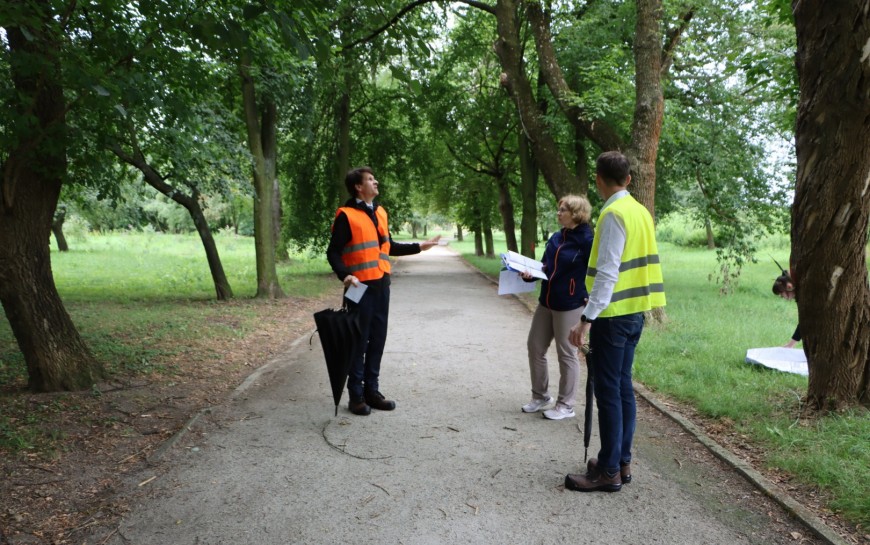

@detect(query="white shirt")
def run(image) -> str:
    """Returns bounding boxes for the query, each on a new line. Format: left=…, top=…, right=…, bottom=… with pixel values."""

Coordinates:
left=584, top=190, right=629, bottom=320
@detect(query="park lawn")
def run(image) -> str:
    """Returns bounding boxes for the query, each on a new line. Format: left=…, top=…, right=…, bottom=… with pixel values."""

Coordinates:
left=441, top=234, right=869, bottom=529
left=0, top=230, right=867, bottom=529
left=0, top=232, right=336, bottom=388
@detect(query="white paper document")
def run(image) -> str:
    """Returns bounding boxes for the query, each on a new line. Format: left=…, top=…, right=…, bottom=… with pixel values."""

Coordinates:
left=498, top=269, right=537, bottom=295
left=501, top=251, right=547, bottom=280
left=344, top=282, right=368, bottom=303
left=745, top=347, right=808, bottom=376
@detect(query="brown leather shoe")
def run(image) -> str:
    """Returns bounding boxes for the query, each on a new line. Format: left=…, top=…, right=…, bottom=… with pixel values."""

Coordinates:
left=587, top=457, right=632, bottom=484
left=348, top=398, right=371, bottom=416
left=364, top=390, right=396, bottom=411
left=565, top=465, right=622, bottom=492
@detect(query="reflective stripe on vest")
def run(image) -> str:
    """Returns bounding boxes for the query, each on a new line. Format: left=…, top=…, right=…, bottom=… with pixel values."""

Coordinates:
left=585, top=195, right=666, bottom=317
left=336, top=206, right=391, bottom=281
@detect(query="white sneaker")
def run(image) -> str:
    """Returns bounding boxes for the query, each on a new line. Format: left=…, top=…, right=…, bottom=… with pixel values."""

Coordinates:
left=543, top=405, right=575, bottom=420
left=521, top=396, right=553, bottom=413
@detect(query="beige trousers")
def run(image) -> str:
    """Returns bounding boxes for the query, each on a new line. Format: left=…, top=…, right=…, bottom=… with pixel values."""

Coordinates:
left=526, top=304, right=583, bottom=409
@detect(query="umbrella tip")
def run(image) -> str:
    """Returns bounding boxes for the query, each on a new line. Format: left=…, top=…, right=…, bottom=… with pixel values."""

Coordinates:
left=335, top=406, right=338, bottom=417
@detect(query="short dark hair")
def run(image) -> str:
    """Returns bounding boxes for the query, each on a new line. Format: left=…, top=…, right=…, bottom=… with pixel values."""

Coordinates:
left=772, top=273, right=792, bottom=296
left=344, top=166, right=374, bottom=198
left=596, top=151, right=631, bottom=187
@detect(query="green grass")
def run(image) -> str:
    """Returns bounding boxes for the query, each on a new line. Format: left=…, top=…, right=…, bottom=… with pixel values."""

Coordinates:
left=50, top=231, right=334, bottom=302
left=0, top=232, right=335, bottom=388
left=446, top=231, right=870, bottom=529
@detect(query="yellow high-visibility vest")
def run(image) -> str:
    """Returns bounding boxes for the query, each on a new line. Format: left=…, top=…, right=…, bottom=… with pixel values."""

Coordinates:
left=585, top=195, right=665, bottom=317
left=335, top=206, right=391, bottom=281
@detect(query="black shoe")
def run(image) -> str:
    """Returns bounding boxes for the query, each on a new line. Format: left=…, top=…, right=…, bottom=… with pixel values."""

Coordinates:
left=348, top=397, right=371, bottom=416
left=364, top=390, right=396, bottom=411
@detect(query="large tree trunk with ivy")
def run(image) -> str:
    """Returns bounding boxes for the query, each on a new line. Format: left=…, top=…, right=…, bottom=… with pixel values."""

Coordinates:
left=791, top=1, right=870, bottom=410
left=0, top=20, right=103, bottom=392
left=240, top=51, right=284, bottom=298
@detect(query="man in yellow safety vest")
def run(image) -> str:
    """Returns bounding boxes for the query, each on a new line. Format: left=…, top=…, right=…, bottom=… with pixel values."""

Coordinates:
left=565, top=151, right=666, bottom=492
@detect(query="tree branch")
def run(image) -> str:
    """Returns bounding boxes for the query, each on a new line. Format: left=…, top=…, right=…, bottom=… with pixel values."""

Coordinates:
left=661, top=6, right=695, bottom=76
left=342, top=0, right=495, bottom=50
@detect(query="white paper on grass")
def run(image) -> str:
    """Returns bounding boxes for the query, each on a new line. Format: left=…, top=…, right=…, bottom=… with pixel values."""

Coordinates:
left=501, top=251, right=547, bottom=280
left=745, top=347, right=808, bottom=377
left=498, top=269, right=537, bottom=295
left=344, top=282, right=368, bottom=303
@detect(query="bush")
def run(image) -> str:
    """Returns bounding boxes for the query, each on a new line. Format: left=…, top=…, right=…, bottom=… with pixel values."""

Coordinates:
left=657, top=213, right=716, bottom=247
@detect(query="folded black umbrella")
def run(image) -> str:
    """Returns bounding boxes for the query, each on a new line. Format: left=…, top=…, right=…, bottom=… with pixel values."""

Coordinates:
left=580, top=344, right=594, bottom=463
left=313, top=306, right=363, bottom=416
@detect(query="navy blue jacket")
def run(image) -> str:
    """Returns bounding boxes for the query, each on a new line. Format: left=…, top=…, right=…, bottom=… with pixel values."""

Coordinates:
left=538, top=224, right=594, bottom=311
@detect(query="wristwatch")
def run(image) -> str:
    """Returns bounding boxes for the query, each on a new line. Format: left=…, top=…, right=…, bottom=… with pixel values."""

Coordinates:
left=581, top=314, right=594, bottom=323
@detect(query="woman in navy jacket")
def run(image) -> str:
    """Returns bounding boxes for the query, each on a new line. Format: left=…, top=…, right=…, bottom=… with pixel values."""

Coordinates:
left=520, top=195, right=594, bottom=420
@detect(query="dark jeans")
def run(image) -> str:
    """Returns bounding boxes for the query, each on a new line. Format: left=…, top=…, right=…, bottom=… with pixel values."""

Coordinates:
left=346, top=284, right=390, bottom=400
left=589, top=312, right=644, bottom=474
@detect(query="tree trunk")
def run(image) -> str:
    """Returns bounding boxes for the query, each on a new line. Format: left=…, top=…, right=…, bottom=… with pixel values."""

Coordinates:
left=493, top=0, right=578, bottom=199
left=626, top=0, right=665, bottom=219
left=484, top=226, right=495, bottom=258
left=497, top=175, right=518, bottom=253
left=412, top=222, right=418, bottom=238
left=526, top=1, right=624, bottom=156
left=52, top=205, right=69, bottom=252
left=0, top=18, right=103, bottom=392
left=474, top=228, right=483, bottom=256
left=519, top=129, right=538, bottom=258
left=791, top=1, right=870, bottom=410
left=240, top=51, right=284, bottom=298
left=705, top=218, right=715, bottom=249
left=456, top=224, right=464, bottom=242
left=109, top=141, right=234, bottom=301
left=273, top=176, right=288, bottom=262
left=573, top=127, right=589, bottom=196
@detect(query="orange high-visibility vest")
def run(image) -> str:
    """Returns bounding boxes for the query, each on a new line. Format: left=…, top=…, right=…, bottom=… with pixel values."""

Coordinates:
left=335, top=206, right=391, bottom=281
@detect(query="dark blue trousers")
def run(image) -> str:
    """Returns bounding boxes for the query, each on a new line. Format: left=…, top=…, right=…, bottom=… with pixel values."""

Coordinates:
left=589, top=312, right=644, bottom=474
left=346, top=284, right=390, bottom=400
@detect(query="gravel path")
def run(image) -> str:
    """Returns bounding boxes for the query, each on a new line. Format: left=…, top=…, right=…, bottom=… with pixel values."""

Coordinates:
left=85, top=247, right=828, bottom=545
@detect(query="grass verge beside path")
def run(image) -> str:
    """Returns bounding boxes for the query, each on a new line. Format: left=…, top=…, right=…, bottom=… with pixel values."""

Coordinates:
left=442, top=234, right=869, bottom=536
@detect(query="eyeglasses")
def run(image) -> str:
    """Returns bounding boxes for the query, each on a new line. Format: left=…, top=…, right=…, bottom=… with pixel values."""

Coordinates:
left=558, top=208, right=570, bottom=213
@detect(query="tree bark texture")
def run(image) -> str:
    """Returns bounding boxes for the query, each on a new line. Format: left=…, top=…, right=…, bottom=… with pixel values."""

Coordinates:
left=791, top=1, right=870, bottom=409
left=240, top=52, right=284, bottom=298
left=497, top=175, right=518, bottom=252
left=484, top=226, right=495, bottom=258
left=1, top=18, right=102, bottom=392
left=626, top=0, right=665, bottom=218
left=518, top=129, right=538, bottom=258
left=493, top=0, right=578, bottom=200
left=110, top=140, right=234, bottom=301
